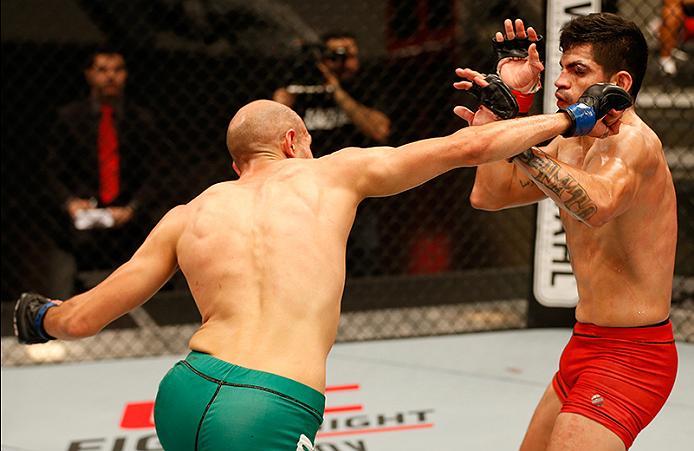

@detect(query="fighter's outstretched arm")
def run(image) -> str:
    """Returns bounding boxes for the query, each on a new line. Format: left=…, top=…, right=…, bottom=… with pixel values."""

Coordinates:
left=43, top=206, right=187, bottom=339
left=327, top=111, right=572, bottom=199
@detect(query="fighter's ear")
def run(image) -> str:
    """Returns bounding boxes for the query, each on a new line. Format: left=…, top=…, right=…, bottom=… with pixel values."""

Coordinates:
left=611, top=70, right=633, bottom=96
left=283, top=129, right=298, bottom=158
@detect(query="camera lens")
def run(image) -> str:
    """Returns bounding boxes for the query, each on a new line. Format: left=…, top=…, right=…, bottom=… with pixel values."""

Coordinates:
left=326, top=47, right=347, bottom=62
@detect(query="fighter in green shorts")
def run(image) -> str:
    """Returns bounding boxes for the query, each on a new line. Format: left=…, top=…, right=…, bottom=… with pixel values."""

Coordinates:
left=155, top=352, right=324, bottom=450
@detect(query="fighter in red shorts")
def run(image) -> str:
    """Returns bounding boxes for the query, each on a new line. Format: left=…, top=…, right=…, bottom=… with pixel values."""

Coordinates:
left=454, top=14, right=679, bottom=451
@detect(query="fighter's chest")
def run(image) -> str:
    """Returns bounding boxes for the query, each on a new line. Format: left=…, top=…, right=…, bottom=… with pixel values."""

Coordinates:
left=557, top=133, right=612, bottom=167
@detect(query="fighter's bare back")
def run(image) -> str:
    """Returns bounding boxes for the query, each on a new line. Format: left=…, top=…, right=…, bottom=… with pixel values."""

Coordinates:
left=181, top=160, right=359, bottom=392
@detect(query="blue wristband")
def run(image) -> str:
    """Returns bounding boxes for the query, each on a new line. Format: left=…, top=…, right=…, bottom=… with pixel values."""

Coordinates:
left=565, top=103, right=596, bottom=136
left=34, top=302, right=57, bottom=341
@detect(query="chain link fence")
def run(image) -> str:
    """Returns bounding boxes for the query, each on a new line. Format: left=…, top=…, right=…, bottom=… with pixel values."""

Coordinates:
left=2, top=0, right=692, bottom=366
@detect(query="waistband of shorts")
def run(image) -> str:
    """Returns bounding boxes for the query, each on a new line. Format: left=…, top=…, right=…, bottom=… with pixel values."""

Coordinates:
left=573, top=319, right=674, bottom=342
left=183, top=351, right=325, bottom=417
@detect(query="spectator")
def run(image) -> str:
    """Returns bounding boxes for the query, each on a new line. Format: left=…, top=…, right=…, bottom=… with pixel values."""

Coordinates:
left=46, top=45, right=159, bottom=297
left=273, top=31, right=391, bottom=154
left=274, top=31, right=392, bottom=276
left=659, top=0, right=694, bottom=75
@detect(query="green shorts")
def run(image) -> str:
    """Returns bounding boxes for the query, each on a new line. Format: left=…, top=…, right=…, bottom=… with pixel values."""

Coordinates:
left=154, top=351, right=325, bottom=450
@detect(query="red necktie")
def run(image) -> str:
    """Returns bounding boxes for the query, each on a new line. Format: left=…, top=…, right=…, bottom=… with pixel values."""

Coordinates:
left=98, top=104, right=120, bottom=205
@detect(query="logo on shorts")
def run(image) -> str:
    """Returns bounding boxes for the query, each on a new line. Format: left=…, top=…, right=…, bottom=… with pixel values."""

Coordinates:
left=296, top=434, right=314, bottom=451
left=591, top=394, right=604, bottom=407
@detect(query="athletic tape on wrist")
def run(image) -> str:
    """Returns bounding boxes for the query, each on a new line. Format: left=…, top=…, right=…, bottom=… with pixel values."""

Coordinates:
left=34, top=302, right=57, bottom=341
left=512, top=90, right=535, bottom=114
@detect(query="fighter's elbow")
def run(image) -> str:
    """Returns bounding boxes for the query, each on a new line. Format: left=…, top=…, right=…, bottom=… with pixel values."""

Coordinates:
left=469, top=189, right=504, bottom=211
left=568, top=202, right=613, bottom=227
left=458, top=134, right=491, bottom=166
left=577, top=180, right=632, bottom=228
left=580, top=211, right=611, bottom=228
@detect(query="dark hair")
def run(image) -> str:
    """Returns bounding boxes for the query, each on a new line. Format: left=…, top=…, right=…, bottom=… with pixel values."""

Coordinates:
left=85, top=43, right=125, bottom=70
left=559, top=13, right=648, bottom=98
left=320, top=31, right=357, bottom=44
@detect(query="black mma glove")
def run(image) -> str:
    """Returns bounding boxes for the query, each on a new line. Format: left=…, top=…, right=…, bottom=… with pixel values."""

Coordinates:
left=562, top=84, right=633, bottom=137
left=467, top=74, right=519, bottom=120
left=493, top=34, right=544, bottom=69
left=493, top=29, right=544, bottom=112
left=14, top=292, right=58, bottom=344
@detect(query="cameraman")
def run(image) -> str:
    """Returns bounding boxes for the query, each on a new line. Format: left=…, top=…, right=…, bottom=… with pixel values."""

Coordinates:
left=273, top=31, right=391, bottom=156
left=274, top=32, right=391, bottom=277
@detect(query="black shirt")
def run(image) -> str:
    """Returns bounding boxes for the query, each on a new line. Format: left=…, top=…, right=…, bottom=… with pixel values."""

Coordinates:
left=289, top=79, right=373, bottom=157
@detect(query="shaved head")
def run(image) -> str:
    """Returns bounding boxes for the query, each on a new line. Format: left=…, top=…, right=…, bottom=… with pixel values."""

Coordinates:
left=226, top=100, right=307, bottom=163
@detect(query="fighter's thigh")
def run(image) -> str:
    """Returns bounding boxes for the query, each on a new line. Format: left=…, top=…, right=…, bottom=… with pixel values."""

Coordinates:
left=547, top=412, right=625, bottom=451
left=519, top=383, right=562, bottom=451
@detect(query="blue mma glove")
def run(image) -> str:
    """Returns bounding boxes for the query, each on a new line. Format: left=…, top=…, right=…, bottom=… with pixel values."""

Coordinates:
left=14, top=292, right=58, bottom=344
left=467, top=74, right=519, bottom=120
left=562, top=84, right=633, bottom=137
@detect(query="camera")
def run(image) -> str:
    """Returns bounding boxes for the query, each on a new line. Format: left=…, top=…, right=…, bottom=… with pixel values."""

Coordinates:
left=303, top=43, right=348, bottom=64
left=286, top=43, right=348, bottom=94
left=323, top=46, right=348, bottom=64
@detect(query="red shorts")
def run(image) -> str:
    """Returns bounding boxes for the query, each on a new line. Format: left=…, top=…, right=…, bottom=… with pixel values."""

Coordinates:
left=552, top=320, right=678, bottom=449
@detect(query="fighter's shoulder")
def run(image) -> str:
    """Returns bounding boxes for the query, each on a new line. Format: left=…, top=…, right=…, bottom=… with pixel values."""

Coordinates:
left=611, top=122, right=662, bottom=160
left=161, top=204, right=192, bottom=224
left=594, top=122, right=662, bottom=179
left=321, top=146, right=367, bottom=159
left=320, top=146, right=393, bottom=164
left=314, top=147, right=367, bottom=170
left=149, top=204, right=190, bottom=241
left=195, top=181, right=233, bottom=196
left=182, top=183, right=226, bottom=210
left=318, top=146, right=397, bottom=181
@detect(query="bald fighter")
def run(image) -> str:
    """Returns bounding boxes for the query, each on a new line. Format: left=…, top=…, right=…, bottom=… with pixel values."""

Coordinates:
left=456, top=14, right=678, bottom=451
left=16, top=93, right=625, bottom=450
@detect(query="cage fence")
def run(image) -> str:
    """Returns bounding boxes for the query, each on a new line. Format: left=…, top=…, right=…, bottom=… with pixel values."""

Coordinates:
left=1, top=0, right=692, bottom=366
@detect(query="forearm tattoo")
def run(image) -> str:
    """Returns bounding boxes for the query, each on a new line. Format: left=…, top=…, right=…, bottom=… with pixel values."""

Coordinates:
left=514, top=147, right=597, bottom=220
